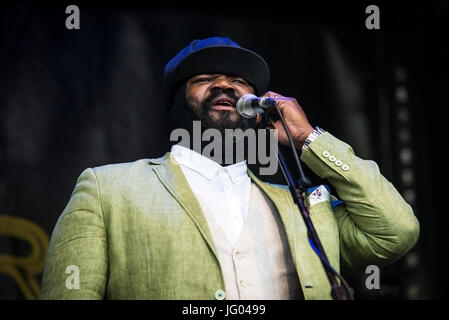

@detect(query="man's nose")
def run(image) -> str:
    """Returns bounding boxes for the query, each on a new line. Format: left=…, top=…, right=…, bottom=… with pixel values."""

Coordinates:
left=211, top=77, right=234, bottom=90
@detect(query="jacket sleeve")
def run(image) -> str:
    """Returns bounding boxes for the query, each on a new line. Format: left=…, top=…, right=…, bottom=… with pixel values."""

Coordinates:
left=39, top=168, right=108, bottom=299
left=300, top=132, right=420, bottom=275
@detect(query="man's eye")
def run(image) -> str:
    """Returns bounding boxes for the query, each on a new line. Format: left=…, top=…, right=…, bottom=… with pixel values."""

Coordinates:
left=196, top=78, right=211, bottom=83
left=232, top=79, right=246, bottom=85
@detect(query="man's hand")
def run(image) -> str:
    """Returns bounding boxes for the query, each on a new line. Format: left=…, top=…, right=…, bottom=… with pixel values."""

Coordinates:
left=262, top=91, right=314, bottom=149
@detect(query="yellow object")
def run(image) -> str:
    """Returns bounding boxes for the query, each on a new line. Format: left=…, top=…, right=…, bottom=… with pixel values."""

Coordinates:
left=0, top=214, right=49, bottom=299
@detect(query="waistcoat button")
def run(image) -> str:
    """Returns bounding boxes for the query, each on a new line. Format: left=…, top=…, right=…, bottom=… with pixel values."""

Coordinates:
left=215, top=289, right=226, bottom=300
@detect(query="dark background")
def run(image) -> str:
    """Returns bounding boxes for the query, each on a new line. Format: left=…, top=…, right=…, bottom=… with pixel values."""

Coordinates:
left=0, top=0, right=447, bottom=299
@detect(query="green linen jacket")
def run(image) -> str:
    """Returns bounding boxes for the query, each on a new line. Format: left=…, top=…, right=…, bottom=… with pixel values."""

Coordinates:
left=39, top=132, right=420, bottom=300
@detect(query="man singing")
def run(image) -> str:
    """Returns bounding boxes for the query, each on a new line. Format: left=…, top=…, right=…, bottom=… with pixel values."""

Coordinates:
left=39, top=37, right=419, bottom=300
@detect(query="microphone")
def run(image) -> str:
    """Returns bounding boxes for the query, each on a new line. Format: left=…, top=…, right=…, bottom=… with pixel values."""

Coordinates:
left=236, top=94, right=276, bottom=118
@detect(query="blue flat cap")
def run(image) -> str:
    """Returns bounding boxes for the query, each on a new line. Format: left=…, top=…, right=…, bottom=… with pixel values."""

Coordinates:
left=163, top=37, right=270, bottom=109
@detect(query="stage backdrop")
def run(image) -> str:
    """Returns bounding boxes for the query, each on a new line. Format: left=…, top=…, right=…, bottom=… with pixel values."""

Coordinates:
left=0, top=1, right=447, bottom=299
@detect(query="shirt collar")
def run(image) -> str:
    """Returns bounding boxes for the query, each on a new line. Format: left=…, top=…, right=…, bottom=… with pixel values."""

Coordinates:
left=170, top=144, right=248, bottom=185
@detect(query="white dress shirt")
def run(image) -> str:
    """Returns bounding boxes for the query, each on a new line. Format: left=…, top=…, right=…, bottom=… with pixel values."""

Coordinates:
left=170, top=144, right=251, bottom=246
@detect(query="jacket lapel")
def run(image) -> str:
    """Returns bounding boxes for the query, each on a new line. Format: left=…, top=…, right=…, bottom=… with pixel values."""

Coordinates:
left=150, top=153, right=218, bottom=259
left=247, top=170, right=332, bottom=299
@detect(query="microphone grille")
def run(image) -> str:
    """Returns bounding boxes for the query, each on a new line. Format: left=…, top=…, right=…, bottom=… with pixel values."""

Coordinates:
left=236, top=94, right=258, bottom=118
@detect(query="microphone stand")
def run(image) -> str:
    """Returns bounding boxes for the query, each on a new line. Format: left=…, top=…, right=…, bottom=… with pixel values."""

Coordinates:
left=260, top=99, right=354, bottom=300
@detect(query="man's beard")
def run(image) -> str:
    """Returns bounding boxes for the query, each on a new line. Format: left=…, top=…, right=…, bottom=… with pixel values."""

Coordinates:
left=185, top=87, right=260, bottom=164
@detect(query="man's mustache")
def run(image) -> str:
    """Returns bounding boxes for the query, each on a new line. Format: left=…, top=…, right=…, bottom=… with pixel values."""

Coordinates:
left=202, top=87, right=239, bottom=110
